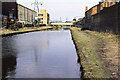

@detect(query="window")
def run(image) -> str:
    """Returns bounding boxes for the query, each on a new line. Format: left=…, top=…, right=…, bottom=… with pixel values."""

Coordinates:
left=38, top=14, right=43, bottom=16
left=41, top=21, right=43, bottom=24
left=38, top=18, right=43, bottom=21
left=110, top=2, right=113, bottom=5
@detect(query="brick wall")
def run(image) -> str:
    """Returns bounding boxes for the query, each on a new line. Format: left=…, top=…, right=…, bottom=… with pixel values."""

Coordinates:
left=84, top=2, right=119, bottom=34
left=93, top=3, right=118, bottom=34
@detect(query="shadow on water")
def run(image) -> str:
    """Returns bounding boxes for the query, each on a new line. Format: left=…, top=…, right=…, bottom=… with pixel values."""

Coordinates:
left=2, top=36, right=17, bottom=79
left=2, top=56, right=16, bottom=79
left=77, top=55, right=84, bottom=78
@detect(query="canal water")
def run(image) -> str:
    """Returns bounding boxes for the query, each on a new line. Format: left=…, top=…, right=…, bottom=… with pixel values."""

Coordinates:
left=2, top=30, right=81, bottom=78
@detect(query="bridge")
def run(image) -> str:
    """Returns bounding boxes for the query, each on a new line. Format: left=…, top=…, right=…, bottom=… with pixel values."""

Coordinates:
left=50, top=22, right=73, bottom=26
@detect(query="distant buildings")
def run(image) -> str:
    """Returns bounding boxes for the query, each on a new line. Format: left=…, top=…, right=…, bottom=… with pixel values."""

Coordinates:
left=36, top=10, right=50, bottom=25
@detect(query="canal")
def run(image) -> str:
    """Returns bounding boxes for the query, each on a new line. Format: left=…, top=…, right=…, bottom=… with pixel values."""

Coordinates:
left=2, top=30, right=81, bottom=78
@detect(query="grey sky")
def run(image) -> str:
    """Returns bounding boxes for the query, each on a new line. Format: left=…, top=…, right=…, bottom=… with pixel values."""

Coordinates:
left=17, top=0, right=101, bottom=21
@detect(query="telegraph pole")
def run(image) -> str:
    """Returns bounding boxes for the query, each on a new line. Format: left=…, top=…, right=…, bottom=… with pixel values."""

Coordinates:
left=31, top=0, right=42, bottom=26
left=31, top=0, right=42, bottom=12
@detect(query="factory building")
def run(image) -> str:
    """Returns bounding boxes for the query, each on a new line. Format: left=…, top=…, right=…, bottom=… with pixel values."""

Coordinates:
left=17, top=4, right=37, bottom=24
left=2, top=1, right=37, bottom=25
left=36, top=10, right=50, bottom=25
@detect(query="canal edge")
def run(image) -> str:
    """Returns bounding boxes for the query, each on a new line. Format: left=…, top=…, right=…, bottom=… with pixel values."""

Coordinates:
left=1, top=28, right=54, bottom=37
left=70, top=28, right=84, bottom=78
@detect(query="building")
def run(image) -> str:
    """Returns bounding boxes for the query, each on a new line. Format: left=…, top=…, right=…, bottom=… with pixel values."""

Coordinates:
left=85, top=1, right=117, bottom=18
left=0, top=1, right=2, bottom=28
left=85, top=1, right=117, bottom=26
left=2, top=1, right=37, bottom=25
left=17, top=4, right=37, bottom=24
left=36, top=10, right=50, bottom=25
left=83, top=1, right=119, bottom=34
left=99, top=1, right=116, bottom=11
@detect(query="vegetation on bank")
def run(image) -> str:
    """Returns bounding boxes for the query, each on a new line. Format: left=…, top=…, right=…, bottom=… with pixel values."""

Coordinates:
left=1, top=26, right=53, bottom=35
left=70, top=27, right=119, bottom=78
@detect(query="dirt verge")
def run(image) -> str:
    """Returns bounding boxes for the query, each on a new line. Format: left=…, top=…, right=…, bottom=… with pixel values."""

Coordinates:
left=70, top=27, right=119, bottom=78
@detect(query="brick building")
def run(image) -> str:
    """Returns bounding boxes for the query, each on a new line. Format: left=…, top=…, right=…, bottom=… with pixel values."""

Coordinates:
left=83, top=1, right=119, bottom=34
left=85, top=1, right=117, bottom=19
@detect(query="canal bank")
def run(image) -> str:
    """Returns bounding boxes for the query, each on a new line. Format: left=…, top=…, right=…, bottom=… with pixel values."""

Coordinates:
left=1, top=26, right=54, bottom=37
left=70, top=27, right=119, bottom=78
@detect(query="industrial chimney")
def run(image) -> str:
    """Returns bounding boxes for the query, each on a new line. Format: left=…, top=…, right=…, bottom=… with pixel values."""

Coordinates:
left=85, top=6, right=88, bottom=12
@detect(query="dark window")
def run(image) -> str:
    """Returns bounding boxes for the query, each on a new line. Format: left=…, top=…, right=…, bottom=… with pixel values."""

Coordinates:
left=38, top=18, right=43, bottom=21
left=38, top=14, right=43, bottom=16
left=110, top=2, right=113, bottom=5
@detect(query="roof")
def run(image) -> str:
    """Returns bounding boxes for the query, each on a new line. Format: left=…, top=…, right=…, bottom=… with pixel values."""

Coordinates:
left=86, top=1, right=118, bottom=13
left=85, top=3, right=100, bottom=13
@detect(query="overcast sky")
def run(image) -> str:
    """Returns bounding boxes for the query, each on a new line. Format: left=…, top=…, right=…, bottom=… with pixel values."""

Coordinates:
left=17, top=0, right=101, bottom=21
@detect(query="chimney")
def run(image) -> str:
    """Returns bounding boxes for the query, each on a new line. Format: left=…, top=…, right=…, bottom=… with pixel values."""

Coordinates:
left=85, top=6, right=88, bottom=12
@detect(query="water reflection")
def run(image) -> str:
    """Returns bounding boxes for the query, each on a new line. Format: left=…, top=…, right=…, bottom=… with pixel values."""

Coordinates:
left=2, top=30, right=81, bottom=79
left=2, top=36, right=18, bottom=79
left=2, top=56, right=16, bottom=79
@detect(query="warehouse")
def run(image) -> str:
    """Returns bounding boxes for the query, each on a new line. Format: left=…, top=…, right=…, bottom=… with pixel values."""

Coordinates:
left=2, top=1, right=37, bottom=26
left=17, top=4, right=37, bottom=24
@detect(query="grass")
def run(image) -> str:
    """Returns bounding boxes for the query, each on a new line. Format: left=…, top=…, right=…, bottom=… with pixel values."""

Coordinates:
left=1, top=26, right=53, bottom=35
left=70, top=27, right=119, bottom=78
